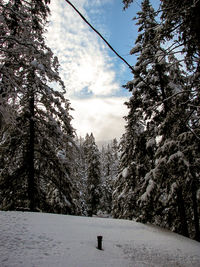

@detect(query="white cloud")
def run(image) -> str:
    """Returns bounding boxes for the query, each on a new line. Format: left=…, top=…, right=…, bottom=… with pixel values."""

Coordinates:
left=45, top=0, right=129, bottom=141
left=46, top=0, right=119, bottom=97
left=70, top=97, right=128, bottom=141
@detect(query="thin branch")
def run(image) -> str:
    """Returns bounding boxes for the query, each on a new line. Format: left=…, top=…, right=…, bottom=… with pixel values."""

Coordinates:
left=0, top=3, right=27, bottom=20
left=0, top=36, right=38, bottom=50
left=162, top=90, right=192, bottom=103
left=186, top=125, right=200, bottom=141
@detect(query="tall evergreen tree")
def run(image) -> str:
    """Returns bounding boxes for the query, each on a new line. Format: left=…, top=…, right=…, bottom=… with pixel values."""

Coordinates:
left=0, top=0, right=50, bottom=119
left=83, top=133, right=101, bottom=216
left=116, top=0, right=200, bottom=241
left=100, top=140, right=119, bottom=214
left=160, top=0, right=200, bottom=71
left=72, top=136, right=88, bottom=215
left=0, top=0, right=79, bottom=214
left=113, top=0, right=165, bottom=220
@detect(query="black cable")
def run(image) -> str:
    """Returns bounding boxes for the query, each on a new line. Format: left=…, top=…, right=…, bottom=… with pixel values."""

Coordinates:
left=64, top=0, right=134, bottom=73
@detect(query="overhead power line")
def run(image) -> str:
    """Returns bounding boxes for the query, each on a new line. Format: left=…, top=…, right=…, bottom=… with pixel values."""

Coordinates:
left=64, top=1, right=200, bottom=141
left=64, top=0, right=134, bottom=73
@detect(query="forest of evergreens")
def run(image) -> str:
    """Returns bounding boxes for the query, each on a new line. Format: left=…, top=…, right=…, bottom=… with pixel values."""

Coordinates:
left=0, top=0, right=199, bottom=241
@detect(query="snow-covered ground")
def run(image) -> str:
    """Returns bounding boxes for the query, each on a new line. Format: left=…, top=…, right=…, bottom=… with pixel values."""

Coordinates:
left=0, top=211, right=200, bottom=267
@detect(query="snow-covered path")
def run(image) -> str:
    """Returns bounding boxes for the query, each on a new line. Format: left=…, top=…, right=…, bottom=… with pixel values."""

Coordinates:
left=0, top=211, right=200, bottom=267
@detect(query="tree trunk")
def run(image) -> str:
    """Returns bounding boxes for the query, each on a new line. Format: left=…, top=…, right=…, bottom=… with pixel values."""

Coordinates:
left=155, top=64, right=168, bottom=115
left=191, top=181, right=200, bottom=241
left=27, top=87, right=36, bottom=211
left=177, top=186, right=189, bottom=237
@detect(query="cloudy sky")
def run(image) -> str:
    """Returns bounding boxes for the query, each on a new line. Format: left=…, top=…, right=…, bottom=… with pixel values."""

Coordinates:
left=46, top=0, right=141, bottom=141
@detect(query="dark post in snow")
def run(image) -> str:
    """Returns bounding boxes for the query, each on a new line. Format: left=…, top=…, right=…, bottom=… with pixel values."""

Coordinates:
left=97, top=235, right=103, bottom=250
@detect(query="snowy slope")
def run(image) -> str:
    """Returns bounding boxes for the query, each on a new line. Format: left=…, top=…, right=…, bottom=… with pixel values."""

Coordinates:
left=0, top=211, right=200, bottom=267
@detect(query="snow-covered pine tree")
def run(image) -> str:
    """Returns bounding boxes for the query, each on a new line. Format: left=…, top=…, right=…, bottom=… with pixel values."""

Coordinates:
left=134, top=0, right=200, bottom=241
left=160, top=0, right=200, bottom=72
left=0, top=0, right=50, bottom=121
left=113, top=0, right=166, bottom=220
left=0, top=0, right=79, bottom=214
left=161, top=1, right=200, bottom=240
left=100, top=141, right=119, bottom=214
left=118, top=0, right=200, bottom=241
left=103, top=144, right=113, bottom=178
left=111, top=138, right=119, bottom=174
left=83, top=133, right=101, bottom=216
left=159, top=0, right=200, bottom=147
left=148, top=0, right=200, bottom=240
left=72, top=136, right=89, bottom=215
left=136, top=54, right=193, bottom=236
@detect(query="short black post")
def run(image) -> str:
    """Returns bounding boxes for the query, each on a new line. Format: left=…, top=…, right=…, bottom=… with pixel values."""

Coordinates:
left=97, top=235, right=103, bottom=250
